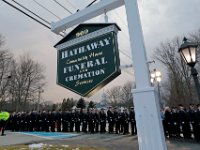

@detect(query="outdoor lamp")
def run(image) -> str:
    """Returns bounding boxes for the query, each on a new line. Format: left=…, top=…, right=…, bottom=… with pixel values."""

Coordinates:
left=178, top=37, right=200, bottom=103
left=178, top=37, right=198, bottom=67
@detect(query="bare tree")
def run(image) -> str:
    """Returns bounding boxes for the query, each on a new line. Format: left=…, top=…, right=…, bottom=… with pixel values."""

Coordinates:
left=106, top=85, right=122, bottom=107
left=9, top=53, right=46, bottom=111
left=0, top=36, right=13, bottom=109
left=106, top=82, right=134, bottom=108
left=153, top=33, right=200, bottom=106
left=120, top=82, right=134, bottom=108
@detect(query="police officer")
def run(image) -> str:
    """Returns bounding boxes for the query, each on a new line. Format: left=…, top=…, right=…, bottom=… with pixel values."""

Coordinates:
left=94, top=108, right=99, bottom=133
left=99, top=108, right=106, bottom=133
left=56, top=110, right=62, bottom=132
left=107, top=106, right=114, bottom=133
left=82, top=109, right=88, bottom=132
left=50, top=110, right=56, bottom=132
left=88, top=108, right=95, bottom=133
left=0, top=110, right=10, bottom=136
left=164, top=107, right=172, bottom=138
left=70, top=109, right=75, bottom=132
left=130, top=107, right=137, bottom=135
left=121, top=108, right=129, bottom=135
left=171, top=107, right=180, bottom=137
left=196, top=104, right=200, bottom=141
left=62, top=110, right=69, bottom=132
left=179, top=104, right=191, bottom=139
left=113, top=107, right=119, bottom=134
left=75, top=108, right=81, bottom=132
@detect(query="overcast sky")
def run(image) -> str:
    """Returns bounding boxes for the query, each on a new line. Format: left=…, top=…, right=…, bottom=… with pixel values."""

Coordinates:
left=0, top=0, right=200, bottom=103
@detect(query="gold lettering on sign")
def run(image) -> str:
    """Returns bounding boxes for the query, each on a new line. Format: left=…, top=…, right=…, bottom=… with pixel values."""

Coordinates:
left=76, top=29, right=89, bottom=38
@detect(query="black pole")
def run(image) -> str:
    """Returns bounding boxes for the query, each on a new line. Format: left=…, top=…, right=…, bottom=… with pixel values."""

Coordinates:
left=157, top=82, right=162, bottom=108
left=191, top=67, right=200, bottom=103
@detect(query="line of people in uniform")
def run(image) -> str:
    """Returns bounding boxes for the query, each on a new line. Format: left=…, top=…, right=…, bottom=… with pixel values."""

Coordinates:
left=6, top=107, right=137, bottom=135
left=162, top=104, right=200, bottom=141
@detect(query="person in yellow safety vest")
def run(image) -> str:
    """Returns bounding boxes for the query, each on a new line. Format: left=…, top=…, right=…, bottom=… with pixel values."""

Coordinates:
left=0, top=111, right=10, bottom=136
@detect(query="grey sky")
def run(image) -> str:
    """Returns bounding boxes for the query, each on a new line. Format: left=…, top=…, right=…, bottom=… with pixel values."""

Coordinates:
left=0, top=0, right=200, bottom=103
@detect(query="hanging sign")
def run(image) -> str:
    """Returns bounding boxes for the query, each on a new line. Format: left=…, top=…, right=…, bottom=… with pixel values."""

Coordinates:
left=55, top=23, right=121, bottom=97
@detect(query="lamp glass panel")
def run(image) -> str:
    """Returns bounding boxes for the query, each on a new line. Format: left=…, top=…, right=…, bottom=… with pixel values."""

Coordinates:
left=181, top=48, right=191, bottom=63
left=155, top=71, right=161, bottom=77
left=189, top=47, right=196, bottom=63
left=151, top=73, right=155, bottom=78
left=156, top=77, right=161, bottom=82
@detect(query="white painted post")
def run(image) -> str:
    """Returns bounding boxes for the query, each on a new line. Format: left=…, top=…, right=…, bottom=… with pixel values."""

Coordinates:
left=51, top=0, right=167, bottom=149
left=124, top=0, right=167, bottom=150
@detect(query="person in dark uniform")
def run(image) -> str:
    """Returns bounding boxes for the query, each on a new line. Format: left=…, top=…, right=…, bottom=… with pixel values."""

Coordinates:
left=50, top=110, right=56, bottom=132
left=29, top=110, right=36, bottom=131
left=99, top=108, right=106, bottom=133
left=62, top=110, right=69, bottom=132
left=171, top=107, right=180, bottom=137
left=179, top=104, right=191, bottom=139
left=113, top=107, right=119, bottom=134
left=45, top=110, right=51, bottom=132
left=56, top=110, right=62, bottom=132
left=9, top=112, right=16, bottom=132
left=107, top=106, right=114, bottom=133
left=88, top=108, right=95, bottom=133
left=75, top=108, right=81, bottom=132
left=82, top=109, right=88, bottom=132
left=94, top=108, right=99, bottom=133
left=24, top=112, right=29, bottom=131
left=70, top=109, right=75, bottom=132
left=188, top=104, right=198, bottom=140
left=121, top=108, right=129, bottom=135
left=164, top=107, right=172, bottom=138
left=195, top=104, right=200, bottom=141
left=129, top=107, right=137, bottom=135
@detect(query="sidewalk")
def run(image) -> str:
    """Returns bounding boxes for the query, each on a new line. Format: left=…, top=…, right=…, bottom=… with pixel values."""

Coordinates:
left=0, top=132, right=45, bottom=146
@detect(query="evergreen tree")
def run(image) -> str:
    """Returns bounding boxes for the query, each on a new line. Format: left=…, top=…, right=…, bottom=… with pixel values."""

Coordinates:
left=61, top=98, right=76, bottom=110
left=76, top=97, right=86, bottom=109
left=88, top=101, right=96, bottom=108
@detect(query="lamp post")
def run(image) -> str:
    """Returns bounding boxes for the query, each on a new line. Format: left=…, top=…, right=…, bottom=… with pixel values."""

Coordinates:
left=178, top=37, right=200, bottom=102
left=151, top=69, right=162, bottom=107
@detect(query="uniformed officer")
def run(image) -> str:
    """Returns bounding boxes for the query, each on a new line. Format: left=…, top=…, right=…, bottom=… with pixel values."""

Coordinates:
left=196, top=104, right=200, bottom=141
left=56, top=110, right=62, bottom=132
left=179, top=104, right=191, bottom=139
left=188, top=104, right=198, bottom=140
left=50, top=110, right=56, bottom=132
left=107, top=106, right=114, bottom=133
left=129, top=107, right=137, bottom=135
left=94, top=108, right=99, bottom=133
left=99, top=108, right=106, bottom=133
left=121, top=108, right=129, bottom=135
left=75, top=108, right=81, bottom=132
left=88, top=108, right=95, bottom=133
left=70, top=109, right=75, bottom=132
left=164, top=107, right=172, bottom=137
left=81, top=109, right=88, bottom=132
left=62, top=110, right=69, bottom=132
left=171, top=107, right=180, bottom=137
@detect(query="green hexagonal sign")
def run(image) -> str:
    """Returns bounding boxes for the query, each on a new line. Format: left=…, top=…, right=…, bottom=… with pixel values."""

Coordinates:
left=55, top=23, right=121, bottom=97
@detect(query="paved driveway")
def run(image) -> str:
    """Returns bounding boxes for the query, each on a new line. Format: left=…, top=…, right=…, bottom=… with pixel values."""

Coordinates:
left=0, top=131, right=199, bottom=150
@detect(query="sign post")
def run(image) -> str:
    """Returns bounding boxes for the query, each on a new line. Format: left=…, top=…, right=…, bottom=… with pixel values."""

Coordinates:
left=51, top=0, right=167, bottom=149
left=124, top=0, right=167, bottom=150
